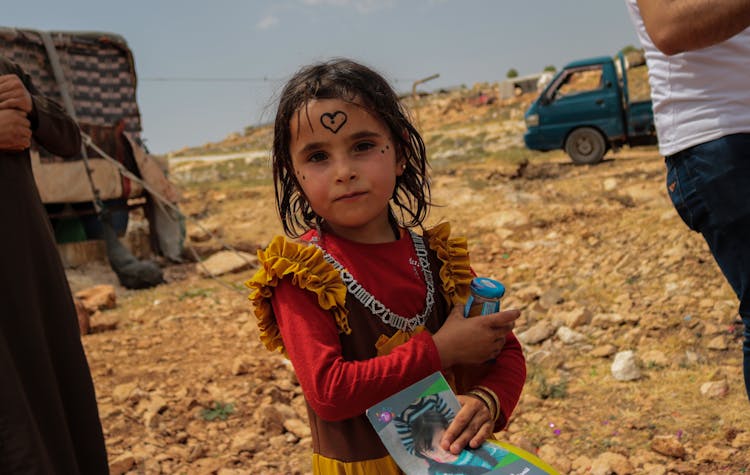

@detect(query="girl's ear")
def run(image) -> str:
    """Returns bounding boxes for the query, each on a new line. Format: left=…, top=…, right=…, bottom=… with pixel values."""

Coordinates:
left=396, top=157, right=407, bottom=177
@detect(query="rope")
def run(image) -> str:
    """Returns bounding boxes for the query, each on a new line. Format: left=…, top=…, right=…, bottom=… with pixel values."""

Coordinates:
left=40, top=31, right=105, bottom=215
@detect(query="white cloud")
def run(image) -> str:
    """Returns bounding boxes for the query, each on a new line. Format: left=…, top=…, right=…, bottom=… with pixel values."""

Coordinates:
left=256, top=14, right=280, bottom=30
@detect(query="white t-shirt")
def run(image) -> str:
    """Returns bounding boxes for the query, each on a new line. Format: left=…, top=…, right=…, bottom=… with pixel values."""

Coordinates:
left=626, top=0, right=750, bottom=157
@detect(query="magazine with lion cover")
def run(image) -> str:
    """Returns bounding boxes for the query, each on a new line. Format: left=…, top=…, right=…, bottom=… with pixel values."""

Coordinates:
left=366, top=372, right=560, bottom=475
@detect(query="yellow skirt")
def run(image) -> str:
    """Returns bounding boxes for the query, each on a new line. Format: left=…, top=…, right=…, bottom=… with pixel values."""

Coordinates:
left=311, top=453, right=403, bottom=475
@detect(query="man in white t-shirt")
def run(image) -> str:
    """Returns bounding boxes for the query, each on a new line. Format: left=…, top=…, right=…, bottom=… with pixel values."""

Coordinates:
left=626, top=0, right=750, bottom=400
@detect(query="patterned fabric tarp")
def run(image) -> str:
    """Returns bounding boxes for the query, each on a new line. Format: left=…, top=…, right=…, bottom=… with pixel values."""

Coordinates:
left=0, top=27, right=142, bottom=136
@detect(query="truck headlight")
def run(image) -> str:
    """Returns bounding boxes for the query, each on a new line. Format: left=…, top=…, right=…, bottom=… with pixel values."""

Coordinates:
left=525, top=113, right=539, bottom=128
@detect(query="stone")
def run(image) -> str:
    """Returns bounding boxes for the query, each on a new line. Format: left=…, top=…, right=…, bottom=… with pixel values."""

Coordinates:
left=706, top=335, right=729, bottom=351
left=109, top=452, right=135, bottom=475
left=231, top=356, right=251, bottom=376
left=556, top=326, right=586, bottom=345
left=198, top=251, right=258, bottom=277
left=517, top=320, right=556, bottom=345
left=537, top=444, right=571, bottom=474
left=592, top=313, right=625, bottom=329
left=283, top=418, right=311, bottom=438
left=731, top=431, right=750, bottom=449
left=591, top=344, right=618, bottom=358
left=650, top=435, right=686, bottom=458
left=75, top=284, right=117, bottom=312
left=700, top=380, right=729, bottom=398
left=590, top=451, right=633, bottom=475
left=559, top=307, right=592, bottom=328
left=611, top=350, right=642, bottom=381
left=641, top=350, right=669, bottom=368
left=694, top=445, right=736, bottom=463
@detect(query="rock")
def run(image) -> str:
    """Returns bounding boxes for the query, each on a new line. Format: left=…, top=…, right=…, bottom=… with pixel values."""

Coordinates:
left=514, top=284, right=542, bottom=303
left=537, top=444, right=571, bottom=474
left=89, top=311, right=120, bottom=333
left=231, top=356, right=251, bottom=376
left=650, top=435, right=686, bottom=458
left=700, top=380, right=729, bottom=398
left=571, top=455, right=593, bottom=474
left=706, top=335, right=729, bottom=350
left=556, top=326, right=586, bottom=345
left=538, top=288, right=564, bottom=309
left=731, top=431, right=750, bottom=448
left=75, top=284, right=117, bottom=312
left=611, top=350, right=642, bottom=381
left=559, top=307, right=592, bottom=328
left=518, top=320, right=556, bottom=345
left=641, top=350, right=669, bottom=368
left=603, top=177, right=618, bottom=192
left=590, top=451, right=633, bottom=475
left=694, top=444, right=736, bottom=463
left=231, top=429, right=262, bottom=454
left=111, top=382, right=140, bottom=404
left=488, top=209, right=529, bottom=229
left=256, top=404, right=285, bottom=436
left=283, top=418, right=311, bottom=438
left=591, top=344, right=618, bottom=358
left=592, top=313, right=625, bottom=329
left=198, top=251, right=258, bottom=277
left=109, top=452, right=135, bottom=475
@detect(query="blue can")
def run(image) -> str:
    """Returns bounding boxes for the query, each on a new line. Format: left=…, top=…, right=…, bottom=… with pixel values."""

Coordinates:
left=464, top=277, right=505, bottom=317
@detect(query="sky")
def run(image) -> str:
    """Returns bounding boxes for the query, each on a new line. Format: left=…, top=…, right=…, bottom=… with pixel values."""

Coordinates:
left=4, top=0, right=642, bottom=155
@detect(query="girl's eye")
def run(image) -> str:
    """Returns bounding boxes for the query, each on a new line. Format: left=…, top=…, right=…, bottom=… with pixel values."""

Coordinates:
left=353, top=141, right=375, bottom=153
left=308, top=151, right=327, bottom=163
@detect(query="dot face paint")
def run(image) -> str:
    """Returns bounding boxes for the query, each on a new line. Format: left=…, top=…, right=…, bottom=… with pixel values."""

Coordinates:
left=320, top=111, right=348, bottom=134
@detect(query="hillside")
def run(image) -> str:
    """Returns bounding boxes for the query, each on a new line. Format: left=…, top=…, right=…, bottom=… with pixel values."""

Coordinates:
left=67, top=78, right=750, bottom=475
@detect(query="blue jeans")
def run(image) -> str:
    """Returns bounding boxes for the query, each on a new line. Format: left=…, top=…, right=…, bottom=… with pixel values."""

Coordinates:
left=666, top=133, right=750, bottom=400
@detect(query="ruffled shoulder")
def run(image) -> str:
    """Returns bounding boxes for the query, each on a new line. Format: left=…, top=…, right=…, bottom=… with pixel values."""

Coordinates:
left=424, top=222, right=473, bottom=305
left=244, top=236, right=349, bottom=354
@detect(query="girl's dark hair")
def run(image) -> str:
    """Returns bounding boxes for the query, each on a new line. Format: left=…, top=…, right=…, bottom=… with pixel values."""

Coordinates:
left=272, top=58, right=430, bottom=237
left=411, top=410, right=449, bottom=457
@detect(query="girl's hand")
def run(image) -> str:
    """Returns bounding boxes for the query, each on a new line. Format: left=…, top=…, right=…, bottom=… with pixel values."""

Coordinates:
left=440, top=394, right=494, bottom=454
left=432, top=305, right=520, bottom=367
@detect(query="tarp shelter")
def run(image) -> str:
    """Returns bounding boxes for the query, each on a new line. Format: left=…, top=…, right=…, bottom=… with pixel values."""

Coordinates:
left=0, top=27, right=183, bottom=262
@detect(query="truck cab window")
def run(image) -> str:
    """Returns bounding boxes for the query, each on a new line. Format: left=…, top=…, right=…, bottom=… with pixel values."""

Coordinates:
left=551, top=66, right=604, bottom=101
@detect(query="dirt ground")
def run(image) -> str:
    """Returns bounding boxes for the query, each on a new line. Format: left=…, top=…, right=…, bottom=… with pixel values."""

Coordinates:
left=67, top=87, right=750, bottom=475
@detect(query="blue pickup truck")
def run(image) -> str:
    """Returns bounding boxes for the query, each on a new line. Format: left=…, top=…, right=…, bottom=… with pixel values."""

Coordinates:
left=523, top=52, right=656, bottom=164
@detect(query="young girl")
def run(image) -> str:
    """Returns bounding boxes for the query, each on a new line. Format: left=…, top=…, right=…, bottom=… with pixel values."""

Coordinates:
left=246, top=58, right=526, bottom=474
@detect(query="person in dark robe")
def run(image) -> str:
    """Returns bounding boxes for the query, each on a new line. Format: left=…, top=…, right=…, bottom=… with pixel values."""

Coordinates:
left=0, top=55, right=109, bottom=473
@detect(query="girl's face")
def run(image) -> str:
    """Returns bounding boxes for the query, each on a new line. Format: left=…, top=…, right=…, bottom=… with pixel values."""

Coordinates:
left=420, top=428, right=458, bottom=463
left=289, top=98, right=405, bottom=243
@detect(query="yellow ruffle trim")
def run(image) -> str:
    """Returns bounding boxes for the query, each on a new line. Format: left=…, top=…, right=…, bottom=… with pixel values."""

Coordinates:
left=424, top=222, right=473, bottom=305
left=245, top=236, right=348, bottom=354
left=245, top=223, right=474, bottom=355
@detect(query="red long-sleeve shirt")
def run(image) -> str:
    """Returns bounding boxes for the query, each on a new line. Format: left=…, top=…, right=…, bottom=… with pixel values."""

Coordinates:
left=270, top=229, right=526, bottom=426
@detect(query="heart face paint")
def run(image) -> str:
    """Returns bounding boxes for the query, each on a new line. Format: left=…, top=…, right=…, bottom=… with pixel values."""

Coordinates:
left=320, top=111, right=348, bottom=133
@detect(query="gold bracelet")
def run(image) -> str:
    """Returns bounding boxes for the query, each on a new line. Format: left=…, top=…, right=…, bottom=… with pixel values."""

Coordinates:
left=473, top=385, right=501, bottom=423
left=467, top=389, right=497, bottom=422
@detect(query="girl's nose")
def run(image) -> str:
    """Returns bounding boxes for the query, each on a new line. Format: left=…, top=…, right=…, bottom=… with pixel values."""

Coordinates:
left=334, top=158, right=357, bottom=182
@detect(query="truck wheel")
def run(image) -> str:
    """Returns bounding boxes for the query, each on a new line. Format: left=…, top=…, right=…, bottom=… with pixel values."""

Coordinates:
left=565, top=127, right=606, bottom=165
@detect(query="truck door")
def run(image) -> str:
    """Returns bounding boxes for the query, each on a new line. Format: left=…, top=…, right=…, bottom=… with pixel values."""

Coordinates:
left=537, top=63, right=622, bottom=141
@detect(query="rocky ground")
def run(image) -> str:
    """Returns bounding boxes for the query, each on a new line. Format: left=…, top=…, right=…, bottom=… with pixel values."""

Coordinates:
left=66, top=84, right=750, bottom=474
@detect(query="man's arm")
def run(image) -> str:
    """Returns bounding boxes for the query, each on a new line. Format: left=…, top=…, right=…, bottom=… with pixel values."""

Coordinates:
left=637, top=0, right=750, bottom=55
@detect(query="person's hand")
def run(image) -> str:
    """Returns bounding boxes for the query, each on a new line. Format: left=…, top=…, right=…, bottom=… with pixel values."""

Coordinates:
left=441, top=394, right=494, bottom=455
left=0, top=74, right=33, bottom=113
left=0, top=109, right=32, bottom=150
left=432, top=304, right=520, bottom=368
